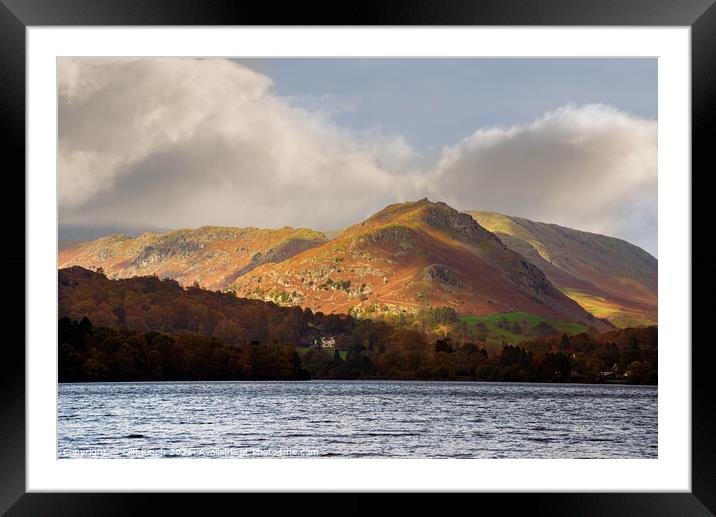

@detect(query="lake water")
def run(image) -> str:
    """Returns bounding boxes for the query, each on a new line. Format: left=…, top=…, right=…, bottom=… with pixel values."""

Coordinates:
left=58, top=381, right=657, bottom=459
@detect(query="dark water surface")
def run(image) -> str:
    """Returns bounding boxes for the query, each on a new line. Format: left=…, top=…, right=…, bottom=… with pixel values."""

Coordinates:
left=58, top=380, right=657, bottom=458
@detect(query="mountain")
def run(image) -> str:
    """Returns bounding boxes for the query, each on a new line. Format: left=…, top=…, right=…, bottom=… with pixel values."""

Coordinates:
left=468, top=211, right=657, bottom=327
left=58, top=226, right=327, bottom=291
left=57, top=201, right=653, bottom=332
left=228, top=199, right=612, bottom=331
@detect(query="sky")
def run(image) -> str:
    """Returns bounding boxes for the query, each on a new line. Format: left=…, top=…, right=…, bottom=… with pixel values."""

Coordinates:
left=58, top=58, right=657, bottom=255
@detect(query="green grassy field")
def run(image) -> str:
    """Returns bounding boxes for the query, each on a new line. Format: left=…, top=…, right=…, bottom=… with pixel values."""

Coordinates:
left=459, top=311, right=587, bottom=345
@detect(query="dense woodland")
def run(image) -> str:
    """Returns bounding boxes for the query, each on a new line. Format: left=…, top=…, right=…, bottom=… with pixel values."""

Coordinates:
left=58, top=267, right=657, bottom=384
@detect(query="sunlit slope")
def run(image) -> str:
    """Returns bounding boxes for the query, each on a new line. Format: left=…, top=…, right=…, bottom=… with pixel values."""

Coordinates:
left=230, top=199, right=612, bottom=332
left=469, top=211, right=657, bottom=327
left=58, top=226, right=328, bottom=291
left=55, top=201, right=641, bottom=332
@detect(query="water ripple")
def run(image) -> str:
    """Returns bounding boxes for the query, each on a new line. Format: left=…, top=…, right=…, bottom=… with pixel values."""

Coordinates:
left=58, top=380, right=657, bottom=459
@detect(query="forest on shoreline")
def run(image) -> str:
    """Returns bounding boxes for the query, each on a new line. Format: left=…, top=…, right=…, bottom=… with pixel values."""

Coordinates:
left=59, top=316, right=657, bottom=385
left=58, top=267, right=657, bottom=385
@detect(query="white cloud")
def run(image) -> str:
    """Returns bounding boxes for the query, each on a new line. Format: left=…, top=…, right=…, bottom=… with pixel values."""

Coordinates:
left=426, top=104, right=657, bottom=252
left=58, top=58, right=413, bottom=231
left=59, top=58, right=657, bottom=254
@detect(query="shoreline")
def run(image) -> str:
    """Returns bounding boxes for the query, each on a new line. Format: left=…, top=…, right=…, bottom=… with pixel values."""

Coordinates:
left=57, top=378, right=658, bottom=387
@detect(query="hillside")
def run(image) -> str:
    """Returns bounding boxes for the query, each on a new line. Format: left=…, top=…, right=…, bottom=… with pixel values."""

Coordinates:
left=58, top=226, right=327, bottom=291
left=469, top=212, right=657, bottom=327
left=57, top=267, right=656, bottom=384
left=229, top=199, right=612, bottom=332
left=58, top=265, right=365, bottom=345
left=56, top=201, right=654, bottom=332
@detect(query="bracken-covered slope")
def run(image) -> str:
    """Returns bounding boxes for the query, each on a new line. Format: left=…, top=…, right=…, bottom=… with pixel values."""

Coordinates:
left=468, top=211, right=657, bottom=327
left=230, top=199, right=612, bottom=331
left=58, top=226, right=328, bottom=291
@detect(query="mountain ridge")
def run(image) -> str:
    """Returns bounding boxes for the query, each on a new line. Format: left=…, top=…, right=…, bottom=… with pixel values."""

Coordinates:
left=57, top=200, right=655, bottom=330
left=58, top=225, right=328, bottom=291
left=228, top=199, right=612, bottom=331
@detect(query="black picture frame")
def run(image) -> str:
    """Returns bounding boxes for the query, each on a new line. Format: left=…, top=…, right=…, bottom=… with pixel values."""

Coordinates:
left=2, top=0, right=713, bottom=513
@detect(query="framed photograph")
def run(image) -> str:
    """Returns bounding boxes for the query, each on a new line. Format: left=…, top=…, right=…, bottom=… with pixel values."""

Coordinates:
left=4, top=0, right=714, bottom=513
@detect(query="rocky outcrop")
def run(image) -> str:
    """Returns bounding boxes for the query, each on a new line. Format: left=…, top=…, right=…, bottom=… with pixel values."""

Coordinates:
left=422, top=264, right=466, bottom=289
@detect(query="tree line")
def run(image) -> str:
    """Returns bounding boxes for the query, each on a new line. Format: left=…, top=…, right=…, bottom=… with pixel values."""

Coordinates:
left=58, top=267, right=656, bottom=384
left=59, top=316, right=656, bottom=384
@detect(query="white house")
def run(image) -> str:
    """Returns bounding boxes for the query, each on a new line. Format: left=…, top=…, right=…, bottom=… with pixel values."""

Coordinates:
left=320, top=336, right=336, bottom=348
